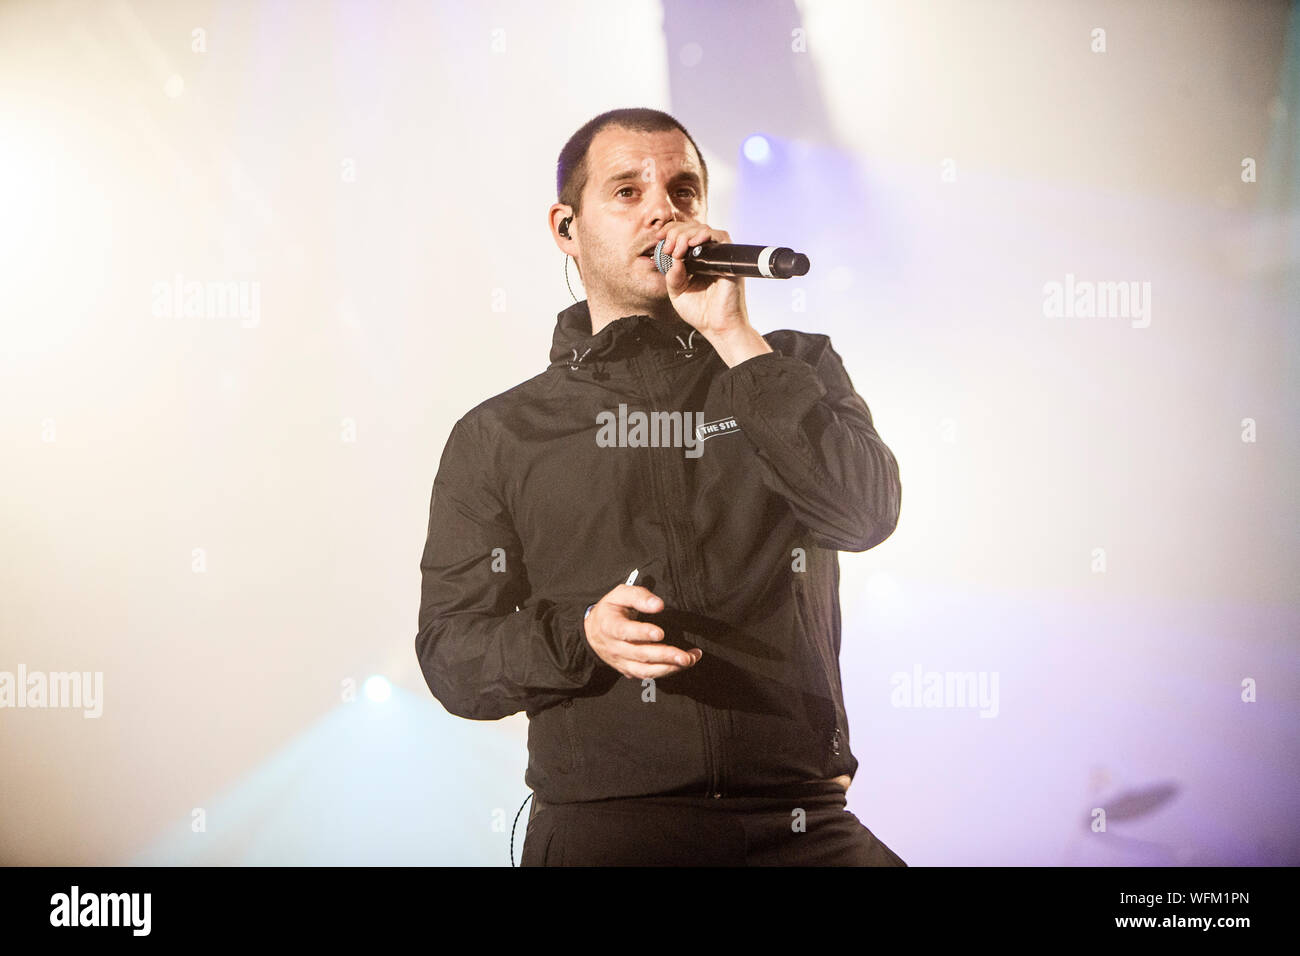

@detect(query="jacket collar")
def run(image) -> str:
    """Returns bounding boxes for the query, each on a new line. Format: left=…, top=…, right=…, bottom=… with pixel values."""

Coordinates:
left=548, top=300, right=707, bottom=370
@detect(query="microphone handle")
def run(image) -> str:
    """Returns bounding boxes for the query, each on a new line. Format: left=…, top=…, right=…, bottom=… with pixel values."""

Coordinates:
left=654, top=240, right=811, bottom=279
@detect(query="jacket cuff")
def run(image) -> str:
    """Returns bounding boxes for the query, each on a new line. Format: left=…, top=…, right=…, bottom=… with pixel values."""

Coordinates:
left=573, top=601, right=604, bottom=673
left=718, top=346, right=821, bottom=399
left=718, top=345, right=788, bottom=378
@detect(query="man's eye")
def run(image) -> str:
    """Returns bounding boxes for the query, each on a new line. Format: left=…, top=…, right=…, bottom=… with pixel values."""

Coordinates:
left=616, top=186, right=695, bottom=199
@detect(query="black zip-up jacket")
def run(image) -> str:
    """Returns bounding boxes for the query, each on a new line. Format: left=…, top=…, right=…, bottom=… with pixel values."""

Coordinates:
left=416, top=300, right=901, bottom=803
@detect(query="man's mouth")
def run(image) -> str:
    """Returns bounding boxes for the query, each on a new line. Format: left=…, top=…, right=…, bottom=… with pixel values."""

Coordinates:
left=638, top=243, right=657, bottom=258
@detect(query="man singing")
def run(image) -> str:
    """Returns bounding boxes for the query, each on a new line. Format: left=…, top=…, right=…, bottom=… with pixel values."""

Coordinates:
left=416, top=107, right=905, bottom=866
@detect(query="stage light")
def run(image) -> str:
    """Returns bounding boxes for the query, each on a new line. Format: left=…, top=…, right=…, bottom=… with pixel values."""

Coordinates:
left=364, top=675, right=392, bottom=703
left=742, top=134, right=772, bottom=164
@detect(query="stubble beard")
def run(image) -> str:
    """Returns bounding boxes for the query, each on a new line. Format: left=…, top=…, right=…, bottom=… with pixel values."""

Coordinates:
left=586, top=255, right=668, bottom=318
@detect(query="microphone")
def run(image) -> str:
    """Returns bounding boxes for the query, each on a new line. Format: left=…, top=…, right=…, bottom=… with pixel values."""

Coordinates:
left=652, top=240, right=811, bottom=279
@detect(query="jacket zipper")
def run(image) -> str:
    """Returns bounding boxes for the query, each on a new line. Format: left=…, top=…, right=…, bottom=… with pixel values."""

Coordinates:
left=632, top=346, right=724, bottom=798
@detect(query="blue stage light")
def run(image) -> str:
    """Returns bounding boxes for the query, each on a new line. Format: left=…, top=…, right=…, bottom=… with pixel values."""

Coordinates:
left=743, top=134, right=772, bottom=164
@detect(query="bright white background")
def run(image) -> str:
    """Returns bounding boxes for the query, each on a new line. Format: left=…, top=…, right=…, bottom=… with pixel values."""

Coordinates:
left=1, top=0, right=1296, bottom=865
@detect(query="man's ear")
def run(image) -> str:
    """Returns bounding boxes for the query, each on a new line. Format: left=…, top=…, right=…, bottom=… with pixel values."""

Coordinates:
left=549, top=204, right=575, bottom=248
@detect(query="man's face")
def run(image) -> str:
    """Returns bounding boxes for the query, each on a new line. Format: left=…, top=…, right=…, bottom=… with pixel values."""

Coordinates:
left=571, top=125, right=706, bottom=314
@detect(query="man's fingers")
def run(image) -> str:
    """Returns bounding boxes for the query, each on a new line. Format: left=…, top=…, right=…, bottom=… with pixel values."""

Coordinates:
left=616, top=648, right=703, bottom=680
left=615, top=619, right=665, bottom=644
left=615, top=641, right=702, bottom=671
left=639, top=642, right=697, bottom=668
left=627, top=584, right=662, bottom=607
left=621, top=661, right=688, bottom=681
left=607, top=584, right=663, bottom=614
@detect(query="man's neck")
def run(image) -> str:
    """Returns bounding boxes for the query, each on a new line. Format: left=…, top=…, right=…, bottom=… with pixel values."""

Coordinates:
left=587, top=295, right=681, bottom=336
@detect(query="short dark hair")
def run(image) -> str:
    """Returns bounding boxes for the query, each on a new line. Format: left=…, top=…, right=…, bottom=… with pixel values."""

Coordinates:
left=556, top=108, right=708, bottom=217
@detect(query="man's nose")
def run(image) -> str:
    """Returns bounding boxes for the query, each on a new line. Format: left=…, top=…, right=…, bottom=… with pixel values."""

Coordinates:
left=646, top=183, right=677, bottom=227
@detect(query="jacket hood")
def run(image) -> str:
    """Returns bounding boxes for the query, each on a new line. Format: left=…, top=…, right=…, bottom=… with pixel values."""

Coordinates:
left=548, top=300, right=709, bottom=371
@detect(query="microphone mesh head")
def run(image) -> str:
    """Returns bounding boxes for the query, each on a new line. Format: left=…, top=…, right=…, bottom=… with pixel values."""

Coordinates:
left=652, top=239, right=674, bottom=275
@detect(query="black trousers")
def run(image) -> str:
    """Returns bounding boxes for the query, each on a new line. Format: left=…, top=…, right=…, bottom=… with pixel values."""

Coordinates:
left=520, top=782, right=906, bottom=867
